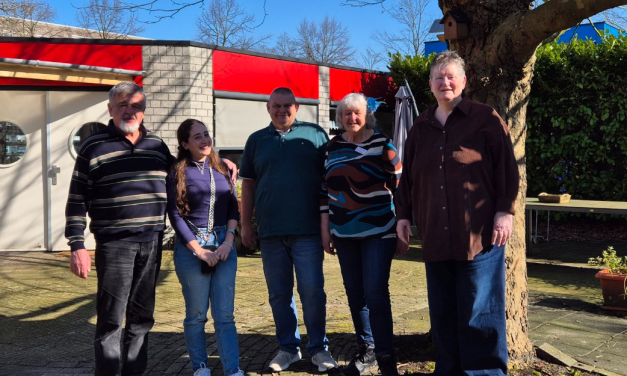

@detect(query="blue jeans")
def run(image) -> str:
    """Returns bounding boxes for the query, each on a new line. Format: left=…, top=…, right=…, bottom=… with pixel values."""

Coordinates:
left=174, top=226, right=240, bottom=374
left=94, top=237, right=162, bottom=376
left=259, top=234, right=329, bottom=355
left=425, top=244, right=508, bottom=376
left=333, top=236, right=396, bottom=356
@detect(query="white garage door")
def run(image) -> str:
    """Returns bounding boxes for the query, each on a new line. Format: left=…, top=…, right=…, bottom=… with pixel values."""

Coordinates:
left=214, top=98, right=318, bottom=148
left=0, top=90, right=109, bottom=251
left=0, top=91, right=46, bottom=250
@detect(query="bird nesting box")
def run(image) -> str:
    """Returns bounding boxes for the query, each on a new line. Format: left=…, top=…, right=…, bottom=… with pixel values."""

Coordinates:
left=440, top=10, right=470, bottom=40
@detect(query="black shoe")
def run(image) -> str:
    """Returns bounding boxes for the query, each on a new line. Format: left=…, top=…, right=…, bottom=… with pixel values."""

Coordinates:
left=341, top=343, right=377, bottom=376
left=375, top=353, right=398, bottom=376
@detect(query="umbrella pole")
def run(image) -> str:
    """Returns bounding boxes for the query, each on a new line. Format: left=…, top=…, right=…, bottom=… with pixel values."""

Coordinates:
left=404, top=78, right=420, bottom=117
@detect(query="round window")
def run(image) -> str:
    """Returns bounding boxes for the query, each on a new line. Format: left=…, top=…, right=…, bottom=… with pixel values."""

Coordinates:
left=70, top=122, right=107, bottom=157
left=0, top=121, right=28, bottom=166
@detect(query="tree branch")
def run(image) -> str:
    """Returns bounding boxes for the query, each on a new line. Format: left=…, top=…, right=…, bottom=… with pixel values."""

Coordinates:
left=512, top=0, right=627, bottom=56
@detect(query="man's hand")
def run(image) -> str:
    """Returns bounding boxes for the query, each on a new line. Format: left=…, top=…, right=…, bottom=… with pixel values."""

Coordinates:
left=492, top=211, right=513, bottom=247
left=70, top=249, right=92, bottom=279
left=241, top=224, right=257, bottom=249
left=221, top=158, right=238, bottom=185
left=322, top=230, right=335, bottom=255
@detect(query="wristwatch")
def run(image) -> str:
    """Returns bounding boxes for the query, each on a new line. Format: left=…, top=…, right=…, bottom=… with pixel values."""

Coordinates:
left=227, top=228, right=236, bottom=234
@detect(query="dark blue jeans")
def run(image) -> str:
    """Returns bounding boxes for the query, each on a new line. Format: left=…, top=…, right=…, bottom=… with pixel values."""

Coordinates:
left=94, top=237, right=162, bottom=376
left=333, top=236, right=396, bottom=356
left=259, top=234, right=329, bottom=355
left=425, top=244, right=508, bottom=376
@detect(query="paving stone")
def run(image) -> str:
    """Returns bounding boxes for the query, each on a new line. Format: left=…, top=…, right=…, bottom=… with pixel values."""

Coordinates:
left=2, top=247, right=627, bottom=375
left=536, top=342, right=577, bottom=366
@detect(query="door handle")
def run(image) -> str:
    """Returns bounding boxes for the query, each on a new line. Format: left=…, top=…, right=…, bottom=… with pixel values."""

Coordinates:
left=50, top=165, right=61, bottom=185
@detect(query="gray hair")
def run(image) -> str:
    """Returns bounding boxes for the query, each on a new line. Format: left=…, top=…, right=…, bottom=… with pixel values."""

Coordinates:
left=429, top=50, right=466, bottom=80
left=335, top=93, right=377, bottom=130
left=109, top=82, right=146, bottom=108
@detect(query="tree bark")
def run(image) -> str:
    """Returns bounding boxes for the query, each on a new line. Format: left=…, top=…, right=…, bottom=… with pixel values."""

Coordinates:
left=438, top=0, right=627, bottom=367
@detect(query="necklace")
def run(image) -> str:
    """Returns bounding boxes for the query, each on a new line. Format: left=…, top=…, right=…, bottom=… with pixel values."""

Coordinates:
left=192, top=159, right=206, bottom=175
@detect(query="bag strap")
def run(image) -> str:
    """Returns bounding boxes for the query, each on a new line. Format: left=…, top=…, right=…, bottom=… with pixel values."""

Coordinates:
left=206, top=167, right=216, bottom=232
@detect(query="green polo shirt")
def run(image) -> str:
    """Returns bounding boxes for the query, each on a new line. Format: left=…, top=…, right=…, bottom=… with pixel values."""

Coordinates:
left=240, top=120, right=329, bottom=238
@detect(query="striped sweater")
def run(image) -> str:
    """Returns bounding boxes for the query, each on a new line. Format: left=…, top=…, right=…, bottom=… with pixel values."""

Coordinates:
left=65, top=120, right=173, bottom=251
left=320, top=131, right=402, bottom=239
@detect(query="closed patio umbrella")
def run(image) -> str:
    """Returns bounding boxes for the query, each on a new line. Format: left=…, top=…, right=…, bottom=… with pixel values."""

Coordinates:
left=393, top=84, right=416, bottom=164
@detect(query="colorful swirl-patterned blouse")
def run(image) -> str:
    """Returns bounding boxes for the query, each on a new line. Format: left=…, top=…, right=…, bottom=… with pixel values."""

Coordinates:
left=320, top=131, right=402, bottom=239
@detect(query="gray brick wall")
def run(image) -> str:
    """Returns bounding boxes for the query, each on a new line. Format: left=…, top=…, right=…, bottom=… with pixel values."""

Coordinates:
left=318, top=66, right=331, bottom=132
left=142, top=45, right=214, bottom=154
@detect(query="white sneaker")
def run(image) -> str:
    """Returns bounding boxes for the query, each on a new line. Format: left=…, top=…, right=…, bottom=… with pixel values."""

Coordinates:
left=311, top=350, right=338, bottom=372
left=230, top=370, right=245, bottom=376
left=269, top=350, right=302, bottom=372
left=194, top=362, right=211, bottom=376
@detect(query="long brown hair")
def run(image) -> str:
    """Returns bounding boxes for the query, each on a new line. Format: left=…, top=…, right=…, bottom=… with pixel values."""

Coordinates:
left=173, top=118, right=232, bottom=217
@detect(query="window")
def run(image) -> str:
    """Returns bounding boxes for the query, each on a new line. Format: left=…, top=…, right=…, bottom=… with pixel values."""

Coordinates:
left=218, top=149, right=243, bottom=168
left=0, top=121, right=27, bottom=166
left=70, top=122, right=107, bottom=157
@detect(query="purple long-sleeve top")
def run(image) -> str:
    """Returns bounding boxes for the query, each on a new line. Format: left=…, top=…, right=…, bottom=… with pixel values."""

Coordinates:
left=167, top=162, right=239, bottom=244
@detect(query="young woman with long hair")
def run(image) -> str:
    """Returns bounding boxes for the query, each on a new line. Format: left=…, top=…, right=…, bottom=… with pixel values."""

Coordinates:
left=166, top=118, right=241, bottom=376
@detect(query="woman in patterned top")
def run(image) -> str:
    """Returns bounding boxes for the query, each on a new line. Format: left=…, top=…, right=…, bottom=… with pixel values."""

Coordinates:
left=321, top=93, right=402, bottom=376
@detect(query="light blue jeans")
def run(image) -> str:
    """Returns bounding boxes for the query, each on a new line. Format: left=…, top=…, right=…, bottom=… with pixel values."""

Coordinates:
left=259, top=234, right=329, bottom=356
left=174, top=225, right=240, bottom=374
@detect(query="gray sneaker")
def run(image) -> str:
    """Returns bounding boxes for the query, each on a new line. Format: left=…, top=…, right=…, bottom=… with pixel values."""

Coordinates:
left=269, top=350, right=302, bottom=372
left=312, top=350, right=338, bottom=372
left=194, top=362, right=211, bottom=376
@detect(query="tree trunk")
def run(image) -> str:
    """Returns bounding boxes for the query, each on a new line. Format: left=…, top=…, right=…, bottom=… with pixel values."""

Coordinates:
left=460, top=48, right=536, bottom=368
left=442, top=0, right=538, bottom=366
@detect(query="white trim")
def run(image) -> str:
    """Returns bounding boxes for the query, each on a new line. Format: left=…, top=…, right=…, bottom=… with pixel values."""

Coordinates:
left=44, top=92, right=52, bottom=251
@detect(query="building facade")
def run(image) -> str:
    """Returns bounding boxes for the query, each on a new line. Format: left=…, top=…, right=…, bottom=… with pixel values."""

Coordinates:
left=0, top=37, right=395, bottom=251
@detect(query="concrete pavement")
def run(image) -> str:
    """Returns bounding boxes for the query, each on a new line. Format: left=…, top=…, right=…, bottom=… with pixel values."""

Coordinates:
left=0, top=241, right=625, bottom=375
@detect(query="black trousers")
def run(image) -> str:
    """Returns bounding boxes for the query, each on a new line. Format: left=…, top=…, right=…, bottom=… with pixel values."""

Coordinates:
left=94, top=237, right=162, bottom=376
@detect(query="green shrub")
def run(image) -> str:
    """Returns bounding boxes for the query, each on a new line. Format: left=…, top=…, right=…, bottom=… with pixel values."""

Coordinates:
left=527, top=35, right=627, bottom=205
left=388, top=52, right=435, bottom=112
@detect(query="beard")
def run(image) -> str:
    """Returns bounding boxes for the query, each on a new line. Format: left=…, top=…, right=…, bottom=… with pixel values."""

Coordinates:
left=118, top=121, right=140, bottom=134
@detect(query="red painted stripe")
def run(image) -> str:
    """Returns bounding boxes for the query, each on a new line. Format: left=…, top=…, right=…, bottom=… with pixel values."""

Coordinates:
left=0, top=42, right=142, bottom=71
left=329, top=68, right=395, bottom=103
left=213, top=51, right=319, bottom=99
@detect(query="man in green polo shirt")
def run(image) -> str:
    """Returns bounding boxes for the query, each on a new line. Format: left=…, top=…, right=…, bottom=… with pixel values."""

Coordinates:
left=239, top=87, right=337, bottom=373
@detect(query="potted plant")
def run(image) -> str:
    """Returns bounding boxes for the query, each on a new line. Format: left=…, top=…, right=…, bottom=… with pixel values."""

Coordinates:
left=588, top=246, right=627, bottom=311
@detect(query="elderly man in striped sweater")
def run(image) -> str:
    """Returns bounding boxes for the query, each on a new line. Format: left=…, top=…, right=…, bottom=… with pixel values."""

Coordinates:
left=65, top=82, right=235, bottom=376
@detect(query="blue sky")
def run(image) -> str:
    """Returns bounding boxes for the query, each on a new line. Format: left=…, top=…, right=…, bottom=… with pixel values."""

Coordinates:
left=48, top=0, right=444, bottom=70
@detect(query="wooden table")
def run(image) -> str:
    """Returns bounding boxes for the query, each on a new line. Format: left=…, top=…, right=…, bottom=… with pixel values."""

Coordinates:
left=525, top=198, right=627, bottom=252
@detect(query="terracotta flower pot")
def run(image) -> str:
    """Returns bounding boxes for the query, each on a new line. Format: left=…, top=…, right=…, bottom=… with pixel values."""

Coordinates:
left=595, top=269, right=627, bottom=311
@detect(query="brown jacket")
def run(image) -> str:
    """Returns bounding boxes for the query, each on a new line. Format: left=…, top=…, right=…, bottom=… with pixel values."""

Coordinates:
left=396, top=96, right=519, bottom=261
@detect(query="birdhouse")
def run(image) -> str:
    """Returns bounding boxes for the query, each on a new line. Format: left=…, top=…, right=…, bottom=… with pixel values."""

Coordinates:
left=439, top=10, right=470, bottom=40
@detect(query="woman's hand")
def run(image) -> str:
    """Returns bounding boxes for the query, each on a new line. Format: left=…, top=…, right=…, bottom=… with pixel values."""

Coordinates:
left=322, top=230, right=335, bottom=255
left=396, top=219, right=412, bottom=256
left=492, top=211, right=513, bottom=247
left=215, top=243, right=233, bottom=261
left=197, top=248, right=219, bottom=266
